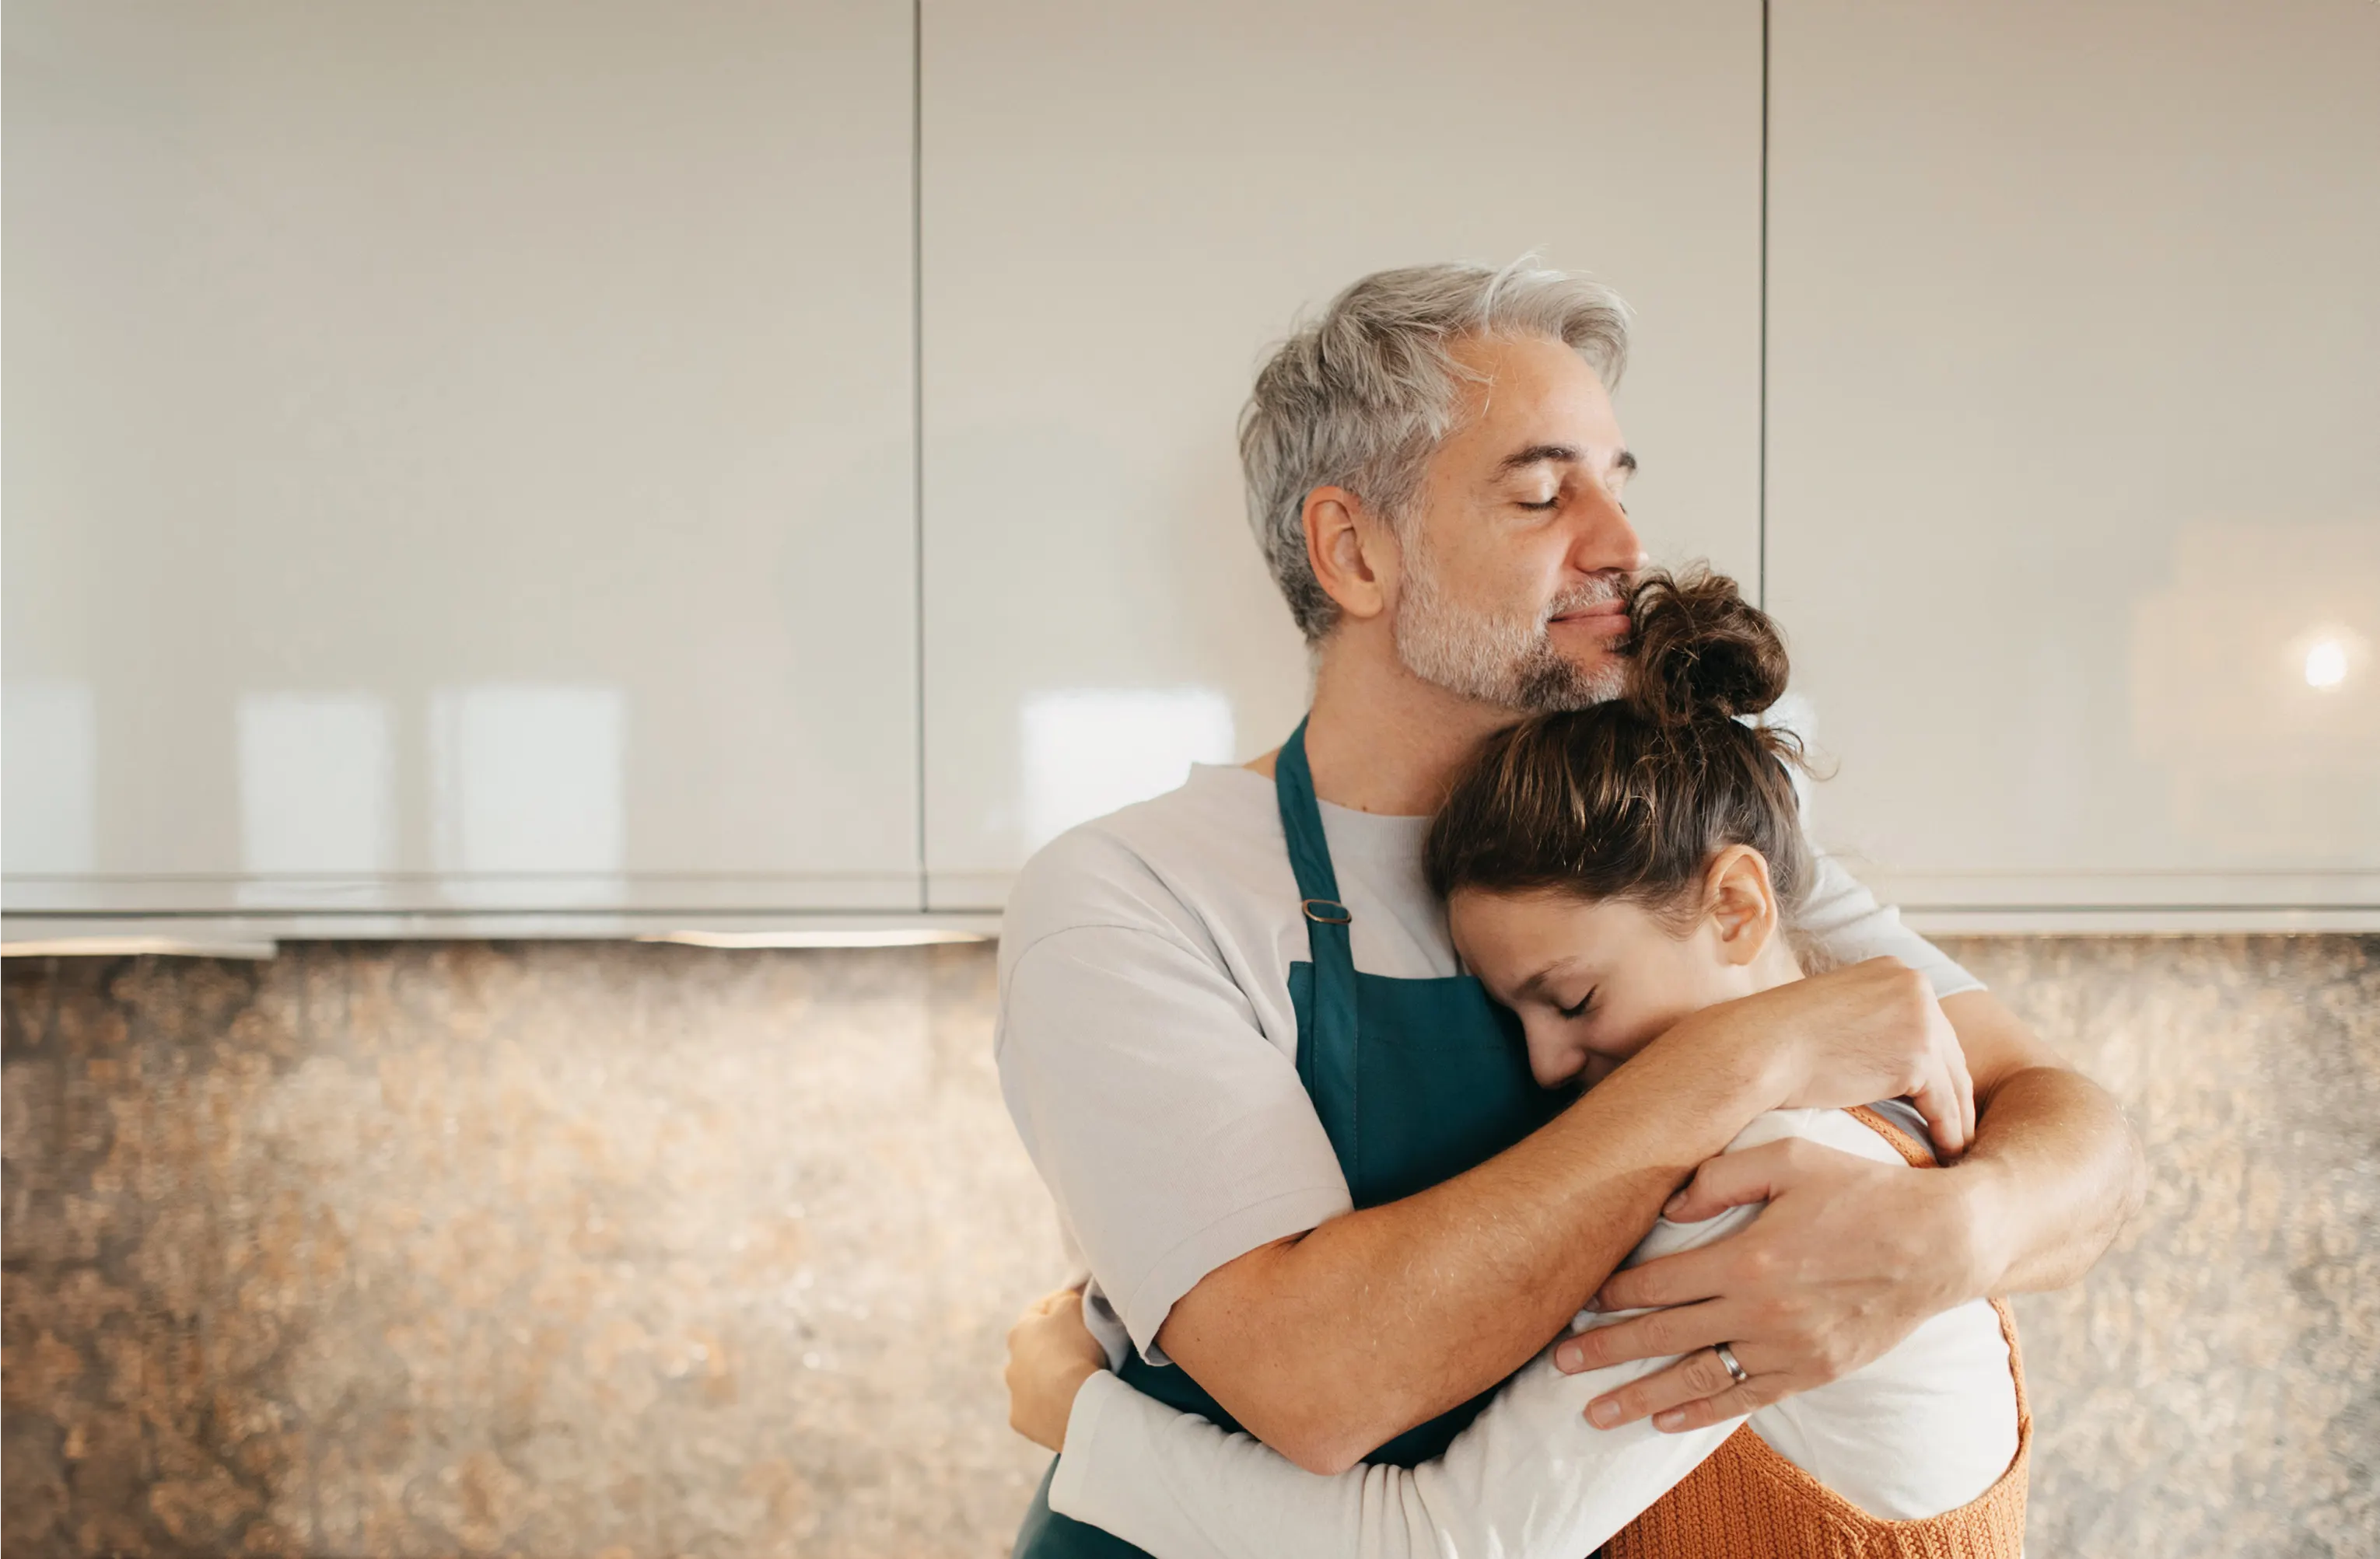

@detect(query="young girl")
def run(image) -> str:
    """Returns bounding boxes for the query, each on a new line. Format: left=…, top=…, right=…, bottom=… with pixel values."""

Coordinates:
left=1003, top=572, right=2030, bottom=1559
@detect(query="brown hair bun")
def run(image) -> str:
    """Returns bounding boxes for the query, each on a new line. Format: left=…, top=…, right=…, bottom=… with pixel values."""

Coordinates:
left=1422, top=565, right=1812, bottom=930
left=1623, top=568, right=1790, bottom=728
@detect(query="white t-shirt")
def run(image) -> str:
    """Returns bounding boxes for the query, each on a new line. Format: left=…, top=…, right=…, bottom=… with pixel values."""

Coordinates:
left=996, top=761, right=1983, bottom=1370
left=1045, top=1105, right=2023, bottom=1559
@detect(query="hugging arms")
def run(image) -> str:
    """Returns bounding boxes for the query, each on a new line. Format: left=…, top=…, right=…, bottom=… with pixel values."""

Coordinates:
left=1010, top=1103, right=2030, bottom=1559
left=1000, top=820, right=2130, bottom=1555
left=1113, top=970, right=2128, bottom=1473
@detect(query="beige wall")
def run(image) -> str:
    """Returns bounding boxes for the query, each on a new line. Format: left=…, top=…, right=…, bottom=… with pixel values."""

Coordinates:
left=5, top=936, right=2375, bottom=1557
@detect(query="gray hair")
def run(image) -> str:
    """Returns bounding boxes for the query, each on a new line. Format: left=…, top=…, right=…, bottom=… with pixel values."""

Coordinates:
left=1239, top=260, right=1631, bottom=642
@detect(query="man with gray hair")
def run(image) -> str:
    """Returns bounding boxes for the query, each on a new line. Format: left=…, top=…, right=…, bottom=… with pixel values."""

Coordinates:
left=995, top=261, right=2140, bottom=1556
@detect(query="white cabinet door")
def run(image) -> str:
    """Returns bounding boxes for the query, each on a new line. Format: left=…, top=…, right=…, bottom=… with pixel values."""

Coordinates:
left=1767, top=0, right=2380, bottom=921
left=3, top=2, right=921, bottom=919
left=920, top=0, right=1764, bottom=907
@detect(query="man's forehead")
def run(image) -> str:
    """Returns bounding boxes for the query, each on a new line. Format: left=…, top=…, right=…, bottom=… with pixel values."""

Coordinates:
left=1444, top=336, right=1627, bottom=455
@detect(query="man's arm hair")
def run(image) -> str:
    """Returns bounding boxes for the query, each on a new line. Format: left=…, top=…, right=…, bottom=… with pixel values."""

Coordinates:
left=1935, top=988, right=2145, bottom=1294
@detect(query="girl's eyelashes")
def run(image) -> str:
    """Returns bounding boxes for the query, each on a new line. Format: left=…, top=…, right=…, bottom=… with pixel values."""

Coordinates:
left=1558, top=987, right=1597, bottom=1021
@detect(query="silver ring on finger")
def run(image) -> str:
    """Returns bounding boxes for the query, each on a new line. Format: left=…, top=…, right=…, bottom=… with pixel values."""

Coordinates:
left=1714, top=1342, right=1749, bottom=1386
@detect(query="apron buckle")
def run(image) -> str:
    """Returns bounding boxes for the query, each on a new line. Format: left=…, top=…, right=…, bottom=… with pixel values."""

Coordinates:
left=1300, top=897, right=1353, bottom=925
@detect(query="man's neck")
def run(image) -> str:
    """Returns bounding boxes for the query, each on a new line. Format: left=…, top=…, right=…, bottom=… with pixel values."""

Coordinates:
left=1290, top=634, right=1518, bottom=816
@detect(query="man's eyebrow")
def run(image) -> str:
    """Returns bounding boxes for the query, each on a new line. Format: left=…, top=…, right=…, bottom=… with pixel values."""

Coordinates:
left=1496, top=444, right=1638, bottom=475
left=1497, top=444, right=1580, bottom=474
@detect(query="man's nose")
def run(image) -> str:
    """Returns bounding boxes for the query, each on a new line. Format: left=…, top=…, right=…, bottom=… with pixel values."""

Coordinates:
left=1567, top=485, right=1648, bottom=576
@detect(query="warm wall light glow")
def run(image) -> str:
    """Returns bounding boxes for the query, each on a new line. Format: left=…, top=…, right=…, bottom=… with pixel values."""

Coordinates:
left=638, top=928, right=989, bottom=949
left=2305, top=638, right=2348, bottom=689
left=0, top=936, right=278, bottom=959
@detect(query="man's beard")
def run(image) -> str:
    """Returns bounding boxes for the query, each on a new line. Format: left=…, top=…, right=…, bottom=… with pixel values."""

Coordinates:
left=1392, top=542, right=1628, bottom=713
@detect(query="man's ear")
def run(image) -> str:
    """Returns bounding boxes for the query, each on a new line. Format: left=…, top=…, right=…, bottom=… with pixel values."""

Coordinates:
left=1303, top=485, right=1395, bottom=625
left=1703, top=844, right=1780, bottom=967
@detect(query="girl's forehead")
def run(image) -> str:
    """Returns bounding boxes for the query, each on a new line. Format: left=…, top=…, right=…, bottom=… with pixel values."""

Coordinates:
left=1449, top=887, right=1668, bottom=957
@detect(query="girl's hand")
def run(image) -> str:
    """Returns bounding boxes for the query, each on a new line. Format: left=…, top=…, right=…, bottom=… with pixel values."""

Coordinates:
left=1762, top=957, right=1976, bottom=1158
left=1004, top=1285, right=1109, bottom=1451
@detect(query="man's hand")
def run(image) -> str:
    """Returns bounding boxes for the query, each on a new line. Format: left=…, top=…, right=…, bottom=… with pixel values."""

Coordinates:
left=1553, top=1139, right=1976, bottom=1431
left=1558, top=986, right=2144, bottom=1435
left=1005, top=1286, right=1109, bottom=1452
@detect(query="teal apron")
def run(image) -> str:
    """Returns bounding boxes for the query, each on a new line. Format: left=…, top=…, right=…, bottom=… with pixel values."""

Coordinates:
left=1013, top=718, right=1562, bottom=1557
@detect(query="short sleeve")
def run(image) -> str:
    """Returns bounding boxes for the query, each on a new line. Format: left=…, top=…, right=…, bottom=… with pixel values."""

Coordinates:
left=1800, top=855, right=1983, bottom=1000
left=999, top=922, right=1353, bottom=1362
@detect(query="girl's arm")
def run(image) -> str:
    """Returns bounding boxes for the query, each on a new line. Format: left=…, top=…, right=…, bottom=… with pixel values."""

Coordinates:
left=1038, top=1189, right=1780, bottom=1559
left=1051, top=1323, right=1731, bottom=1559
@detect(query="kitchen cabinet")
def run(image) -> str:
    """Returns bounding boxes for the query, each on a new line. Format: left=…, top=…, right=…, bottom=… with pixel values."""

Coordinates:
left=918, top=0, right=1766, bottom=907
left=1763, top=0, right=2379, bottom=927
left=2, top=0, right=924, bottom=925
left=16, top=2, right=2367, bottom=939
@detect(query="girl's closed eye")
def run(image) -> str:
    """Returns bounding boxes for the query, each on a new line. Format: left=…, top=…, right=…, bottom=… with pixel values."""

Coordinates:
left=1558, top=987, right=1597, bottom=1021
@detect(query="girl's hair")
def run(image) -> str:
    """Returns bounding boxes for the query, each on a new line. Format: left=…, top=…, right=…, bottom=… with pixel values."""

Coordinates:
left=1423, top=568, right=1814, bottom=932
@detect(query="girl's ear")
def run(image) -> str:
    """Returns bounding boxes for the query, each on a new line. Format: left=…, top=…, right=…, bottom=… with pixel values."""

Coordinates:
left=1703, top=844, right=1780, bottom=967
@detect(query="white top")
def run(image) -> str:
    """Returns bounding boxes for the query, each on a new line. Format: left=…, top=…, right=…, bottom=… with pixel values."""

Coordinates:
left=996, top=761, right=1983, bottom=1368
left=1048, top=1106, right=2023, bottom=1559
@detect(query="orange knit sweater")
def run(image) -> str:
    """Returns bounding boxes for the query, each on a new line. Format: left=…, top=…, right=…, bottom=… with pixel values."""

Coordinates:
left=1603, top=1106, right=2032, bottom=1559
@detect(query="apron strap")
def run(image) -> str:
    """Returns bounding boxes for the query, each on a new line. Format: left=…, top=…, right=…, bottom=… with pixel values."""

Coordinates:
left=1276, top=718, right=1360, bottom=1170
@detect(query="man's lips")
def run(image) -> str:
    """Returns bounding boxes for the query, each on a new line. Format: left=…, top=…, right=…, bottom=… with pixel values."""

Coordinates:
left=1549, top=603, right=1630, bottom=636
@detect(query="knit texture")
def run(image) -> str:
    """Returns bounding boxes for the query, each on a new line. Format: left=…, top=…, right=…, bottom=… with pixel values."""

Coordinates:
left=1604, top=1106, right=2032, bottom=1559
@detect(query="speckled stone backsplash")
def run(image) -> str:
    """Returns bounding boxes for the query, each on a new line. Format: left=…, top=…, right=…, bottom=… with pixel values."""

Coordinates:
left=2, top=943, right=1058, bottom=1558
left=3, top=935, right=2375, bottom=1557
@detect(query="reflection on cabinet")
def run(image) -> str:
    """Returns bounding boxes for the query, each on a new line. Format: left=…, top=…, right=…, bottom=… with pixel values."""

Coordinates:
left=2, top=0, right=922, bottom=921
left=1766, top=0, right=2380, bottom=923
left=14, top=2, right=2367, bottom=939
left=919, top=0, right=1765, bottom=907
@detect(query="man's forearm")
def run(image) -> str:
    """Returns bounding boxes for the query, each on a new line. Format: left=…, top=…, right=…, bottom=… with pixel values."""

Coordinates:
left=1950, top=1059, right=2145, bottom=1295
left=1154, top=1018, right=1775, bottom=1475
left=1934, top=989, right=2144, bottom=1298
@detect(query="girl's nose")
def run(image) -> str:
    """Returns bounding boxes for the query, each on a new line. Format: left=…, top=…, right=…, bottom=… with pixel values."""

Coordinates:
left=1526, top=1033, right=1591, bottom=1090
